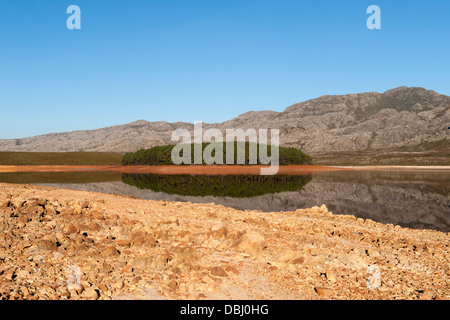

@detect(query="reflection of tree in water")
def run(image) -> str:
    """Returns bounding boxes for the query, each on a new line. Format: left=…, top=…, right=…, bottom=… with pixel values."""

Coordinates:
left=121, top=174, right=312, bottom=198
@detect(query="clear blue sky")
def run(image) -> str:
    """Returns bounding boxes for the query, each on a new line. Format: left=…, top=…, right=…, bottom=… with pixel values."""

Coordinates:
left=0, top=0, right=449, bottom=139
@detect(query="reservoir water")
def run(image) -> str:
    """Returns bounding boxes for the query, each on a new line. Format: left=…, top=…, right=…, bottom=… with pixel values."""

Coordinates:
left=0, top=170, right=448, bottom=232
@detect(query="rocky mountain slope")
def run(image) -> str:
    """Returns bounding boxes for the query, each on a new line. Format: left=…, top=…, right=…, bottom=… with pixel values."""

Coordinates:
left=1, top=87, right=449, bottom=154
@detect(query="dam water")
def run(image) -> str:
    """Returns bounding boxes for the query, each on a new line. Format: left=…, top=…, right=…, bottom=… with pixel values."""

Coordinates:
left=0, top=169, right=448, bottom=232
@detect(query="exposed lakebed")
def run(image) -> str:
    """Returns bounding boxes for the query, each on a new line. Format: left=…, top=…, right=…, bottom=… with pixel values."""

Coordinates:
left=0, top=169, right=448, bottom=232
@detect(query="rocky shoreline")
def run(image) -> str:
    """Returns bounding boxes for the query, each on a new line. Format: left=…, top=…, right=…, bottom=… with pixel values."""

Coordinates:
left=0, top=183, right=448, bottom=300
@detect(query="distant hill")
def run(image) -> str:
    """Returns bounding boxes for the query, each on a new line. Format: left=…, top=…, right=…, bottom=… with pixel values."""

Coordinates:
left=0, top=87, right=449, bottom=154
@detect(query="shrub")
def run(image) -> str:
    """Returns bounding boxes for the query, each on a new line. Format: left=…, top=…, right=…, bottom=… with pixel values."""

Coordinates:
left=122, top=142, right=312, bottom=166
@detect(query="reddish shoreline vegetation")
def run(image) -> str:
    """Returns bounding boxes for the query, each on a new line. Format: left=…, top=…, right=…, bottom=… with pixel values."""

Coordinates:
left=0, top=183, right=448, bottom=300
left=0, top=164, right=448, bottom=175
left=0, top=164, right=348, bottom=175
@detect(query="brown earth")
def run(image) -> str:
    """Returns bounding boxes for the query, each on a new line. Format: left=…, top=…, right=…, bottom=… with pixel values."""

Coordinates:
left=0, top=183, right=448, bottom=300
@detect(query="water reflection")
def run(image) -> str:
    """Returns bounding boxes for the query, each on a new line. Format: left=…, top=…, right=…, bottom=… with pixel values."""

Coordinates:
left=121, top=173, right=312, bottom=198
left=0, top=171, right=121, bottom=184
left=1, top=170, right=448, bottom=232
left=296, top=170, right=449, bottom=232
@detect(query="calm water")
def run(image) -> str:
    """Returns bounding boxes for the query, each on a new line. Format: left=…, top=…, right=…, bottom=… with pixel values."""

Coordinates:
left=0, top=170, right=448, bottom=232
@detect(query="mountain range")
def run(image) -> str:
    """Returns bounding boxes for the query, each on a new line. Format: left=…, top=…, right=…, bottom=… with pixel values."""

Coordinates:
left=1, top=86, right=449, bottom=154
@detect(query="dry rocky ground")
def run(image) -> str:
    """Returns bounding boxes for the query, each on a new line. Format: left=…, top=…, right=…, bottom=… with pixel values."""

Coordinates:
left=0, top=183, right=448, bottom=300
